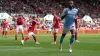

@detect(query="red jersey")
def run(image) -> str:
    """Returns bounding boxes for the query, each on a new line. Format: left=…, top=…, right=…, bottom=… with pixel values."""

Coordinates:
left=2, top=21, right=8, bottom=28
left=74, top=16, right=79, bottom=28
left=53, top=15, right=59, bottom=28
left=28, top=20, right=36, bottom=32
left=17, top=18, right=24, bottom=25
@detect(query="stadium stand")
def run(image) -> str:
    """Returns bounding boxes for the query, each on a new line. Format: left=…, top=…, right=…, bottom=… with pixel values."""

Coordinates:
left=0, top=0, right=100, bottom=30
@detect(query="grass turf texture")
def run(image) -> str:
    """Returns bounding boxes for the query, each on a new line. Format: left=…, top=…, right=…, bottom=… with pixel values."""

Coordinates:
left=0, top=34, right=100, bottom=56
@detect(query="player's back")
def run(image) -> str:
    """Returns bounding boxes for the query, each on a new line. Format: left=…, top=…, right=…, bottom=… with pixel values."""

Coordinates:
left=74, top=16, right=79, bottom=28
left=28, top=26, right=34, bottom=32
left=2, top=21, right=8, bottom=28
left=31, top=20, right=36, bottom=26
left=53, top=15, right=59, bottom=28
left=63, top=8, right=78, bottom=27
left=17, top=18, right=24, bottom=25
left=31, top=20, right=37, bottom=30
left=28, top=20, right=36, bottom=32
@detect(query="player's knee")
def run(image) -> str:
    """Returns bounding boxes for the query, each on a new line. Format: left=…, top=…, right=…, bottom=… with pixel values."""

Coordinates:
left=72, top=33, right=75, bottom=36
left=32, top=35, right=35, bottom=37
left=62, top=34, right=66, bottom=37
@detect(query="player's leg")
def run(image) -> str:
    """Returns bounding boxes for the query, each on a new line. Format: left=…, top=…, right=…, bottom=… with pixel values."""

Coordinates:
left=47, top=28, right=52, bottom=34
left=20, top=30, right=24, bottom=40
left=47, top=30, right=49, bottom=34
left=2, top=28, right=5, bottom=38
left=52, top=28, right=58, bottom=44
left=5, top=28, right=8, bottom=38
left=59, top=34, right=66, bottom=51
left=21, top=36, right=30, bottom=45
left=32, top=34, right=40, bottom=44
left=69, top=29, right=76, bottom=52
left=2, top=28, right=7, bottom=38
left=75, top=31, right=77, bottom=40
left=47, top=31, right=48, bottom=34
left=52, top=32, right=57, bottom=44
left=50, top=28, right=52, bottom=34
left=47, top=28, right=49, bottom=34
left=20, top=26, right=24, bottom=40
left=75, top=29, right=79, bottom=42
left=15, top=32, right=18, bottom=41
left=15, top=26, right=19, bottom=41
left=21, top=32, right=32, bottom=45
left=59, top=28, right=70, bottom=51
left=50, top=31, right=52, bottom=34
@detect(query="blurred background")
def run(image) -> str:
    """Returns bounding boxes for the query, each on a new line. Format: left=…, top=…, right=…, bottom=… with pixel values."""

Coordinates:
left=0, top=0, right=100, bottom=31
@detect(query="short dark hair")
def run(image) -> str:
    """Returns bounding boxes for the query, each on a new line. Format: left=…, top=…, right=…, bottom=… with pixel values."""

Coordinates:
left=18, top=15, right=22, bottom=17
left=68, top=0, right=74, bottom=4
left=32, top=16, right=36, bottom=19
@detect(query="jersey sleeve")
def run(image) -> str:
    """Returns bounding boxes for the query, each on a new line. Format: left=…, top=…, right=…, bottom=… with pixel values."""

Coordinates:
left=61, top=8, right=68, bottom=19
left=61, top=8, right=68, bottom=17
left=75, top=9, right=79, bottom=15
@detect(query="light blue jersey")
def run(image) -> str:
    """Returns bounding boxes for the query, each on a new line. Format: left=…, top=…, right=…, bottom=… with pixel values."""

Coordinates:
left=61, top=8, right=78, bottom=28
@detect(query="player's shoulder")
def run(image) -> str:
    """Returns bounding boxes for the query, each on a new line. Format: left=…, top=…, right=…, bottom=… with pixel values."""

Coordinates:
left=32, top=20, right=37, bottom=23
left=32, top=20, right=35, bottom=22
left=54, top=15, right=58, bottom=18
left=73, top=8, right=78, bottom=11
left=64, top=8, right=69, bottom=11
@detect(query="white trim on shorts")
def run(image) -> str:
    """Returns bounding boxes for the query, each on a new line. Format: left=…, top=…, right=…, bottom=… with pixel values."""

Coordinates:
left=3, top=28, right=8, bottom=31
left=54, top=28, right=59, bottom=33
left=28, top=32, right=34, bottom=37
left=62, top=24, right=76, bottom=34
left=16, top=25, right=24, bottom=33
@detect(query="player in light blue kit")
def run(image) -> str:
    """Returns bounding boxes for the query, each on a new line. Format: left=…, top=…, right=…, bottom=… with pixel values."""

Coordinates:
left=59, top=1, right=78, bottom=52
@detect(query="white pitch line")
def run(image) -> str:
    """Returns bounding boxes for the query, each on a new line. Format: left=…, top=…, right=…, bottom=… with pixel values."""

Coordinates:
left=0, top=49, right=26, bottom=51
left=0, top=48, right=49, bottom=52
left=0, top=46, right=43, bottom=52
left=36, top=34, right=61, bottom=36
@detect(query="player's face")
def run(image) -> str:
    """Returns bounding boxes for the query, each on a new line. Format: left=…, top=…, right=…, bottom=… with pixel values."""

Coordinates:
left=4, top=19, right=6, bottom=21
left=32, top=16, right=36, bottom=20
left=20, top=16, right=23, bottom=18
left=53, top=12, right=56, bottom=15
left=18, top=15, right=22, bottom=18
left=68, top=1, right=74, bottom=9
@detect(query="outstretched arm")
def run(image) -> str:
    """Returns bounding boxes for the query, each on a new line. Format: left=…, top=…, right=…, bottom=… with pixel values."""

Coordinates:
left=60, top=8, right=68, bottom=20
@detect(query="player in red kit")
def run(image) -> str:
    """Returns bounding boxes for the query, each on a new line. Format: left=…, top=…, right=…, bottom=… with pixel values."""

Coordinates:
left=15, top=15, right=24, bottom=42
left=74, top=15, right=80, bottom=42
left=51, top=12, right=60, bottom=44
left=21, top=16, right=39, bottom=45
left=1, top=19, right=9, bottom=38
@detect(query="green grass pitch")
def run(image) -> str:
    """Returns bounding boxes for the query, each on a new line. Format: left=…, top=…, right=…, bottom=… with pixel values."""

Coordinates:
left=0, top=34, right=100, bottom=56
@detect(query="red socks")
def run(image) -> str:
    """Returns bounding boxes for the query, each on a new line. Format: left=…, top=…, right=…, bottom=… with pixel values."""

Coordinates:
left=2, top=31, right=4, bottom=36
left=75, top=32, right=77, bottom=40
left=15, top=35, right=18, bottom=41
left=24, top=37, right=29, bottom=41
left=5, top=31, right=8, bottom=36
left=54, top=34, right=57, bottom=42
